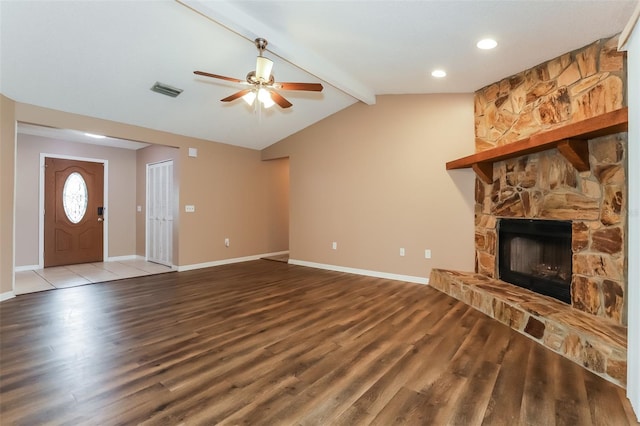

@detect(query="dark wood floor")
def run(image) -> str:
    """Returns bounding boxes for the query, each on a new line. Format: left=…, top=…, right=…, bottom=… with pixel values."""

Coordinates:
left=1, top=260, right=637, bottom=425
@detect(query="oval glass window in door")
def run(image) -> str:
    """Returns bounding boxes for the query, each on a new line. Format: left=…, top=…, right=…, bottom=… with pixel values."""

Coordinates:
left=63, top=172, right=88, bottom=223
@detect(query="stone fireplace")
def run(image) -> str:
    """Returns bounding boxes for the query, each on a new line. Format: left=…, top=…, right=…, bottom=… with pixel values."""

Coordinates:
left=475, top=135, right=628, bottom=324
left=431, top=34, right=629, bottom=387
left=472, top=33, right=628, bottom=326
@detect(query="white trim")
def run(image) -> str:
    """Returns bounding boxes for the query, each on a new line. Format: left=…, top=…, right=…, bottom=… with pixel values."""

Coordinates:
left=11, top=120, right=17, bottom=295
left=177, top=251, right=290, bottom=272
left=106, top=255, right=141, bottom=262
left=0, top=291, right=16, bottom=302
left=619, top=0, right=640, bottom=50
left=111, top=255, right=178, bottom=271
left=14, top=264, right=40, bottom=272
left=624, top=9, right=640, bottom=420
left=39, top=153, right=109, bottom=268
left=288, top=259, right=429, bottom=285
left=263, top=250, right=289, bottom=257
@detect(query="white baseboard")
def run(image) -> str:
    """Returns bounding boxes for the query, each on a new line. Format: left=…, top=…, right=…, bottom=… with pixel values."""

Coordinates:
left=109, top=255, right=177, bottom=270
left=177, top=250, right=290, bottom=272
left=0, top=291, right=16, bottom=302
left=107, top=255, right=143, bottom=262
left=262, top=250, right=290, bottom=258
left=14, top=264, right=39, bottom=272
left=288, top=259, right=429, bottom=285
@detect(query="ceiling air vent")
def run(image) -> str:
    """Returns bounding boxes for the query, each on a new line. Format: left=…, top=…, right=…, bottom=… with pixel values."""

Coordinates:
left=151, top=81, right=183, bottom=98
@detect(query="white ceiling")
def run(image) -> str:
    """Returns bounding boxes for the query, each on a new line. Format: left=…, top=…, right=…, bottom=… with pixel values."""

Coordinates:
left=1, top=0, right=636, bottom=150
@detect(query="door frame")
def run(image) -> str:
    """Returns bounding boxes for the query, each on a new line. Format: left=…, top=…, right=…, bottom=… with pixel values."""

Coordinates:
left=39, top=153, right=109, bottom=269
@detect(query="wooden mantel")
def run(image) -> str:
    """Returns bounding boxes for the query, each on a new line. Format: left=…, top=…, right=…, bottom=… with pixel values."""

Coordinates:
left=446, top=107, right=629, bottom=184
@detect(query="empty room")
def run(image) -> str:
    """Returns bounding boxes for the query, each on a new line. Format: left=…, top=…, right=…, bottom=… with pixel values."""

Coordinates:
left=1, top=1, right=639, bottom=424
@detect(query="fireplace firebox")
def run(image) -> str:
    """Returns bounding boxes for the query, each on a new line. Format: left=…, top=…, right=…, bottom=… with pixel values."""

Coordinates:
left=498, top=219, right=572, bottom=304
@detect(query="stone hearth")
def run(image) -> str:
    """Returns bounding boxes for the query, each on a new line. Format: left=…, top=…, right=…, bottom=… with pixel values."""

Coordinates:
left=429, top=269, right=627, bottom=387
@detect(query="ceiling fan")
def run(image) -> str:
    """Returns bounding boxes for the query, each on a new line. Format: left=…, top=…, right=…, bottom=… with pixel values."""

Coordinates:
left=194, top=38, right=323, bottom=109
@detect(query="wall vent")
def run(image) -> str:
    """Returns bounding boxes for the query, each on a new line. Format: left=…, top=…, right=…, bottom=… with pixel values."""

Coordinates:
left=151, top=81, right=183, bottom=98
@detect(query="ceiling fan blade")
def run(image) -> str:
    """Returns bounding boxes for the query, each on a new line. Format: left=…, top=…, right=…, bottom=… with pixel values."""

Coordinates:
left=221, top=89, right=252, bottom=102
left=270, top=91, right=293, bottom=109
left=275, top=82, right=323, bottom=92
left=194, top=70, right=244, bottom=83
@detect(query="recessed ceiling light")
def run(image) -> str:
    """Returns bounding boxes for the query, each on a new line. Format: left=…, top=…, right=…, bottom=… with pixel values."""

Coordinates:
left=477, top=38, right=498, bottom=50
left=431, top=69, right=447, bottom=78
left=85, top=133, right=106, bottom=139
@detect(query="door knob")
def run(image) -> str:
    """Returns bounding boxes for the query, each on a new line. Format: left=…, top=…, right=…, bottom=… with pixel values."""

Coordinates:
left=98, top=218, right=104, bottom=222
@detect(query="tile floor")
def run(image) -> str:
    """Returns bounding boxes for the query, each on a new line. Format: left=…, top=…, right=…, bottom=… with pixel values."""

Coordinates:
left=14, top=259, right=173, bottom=295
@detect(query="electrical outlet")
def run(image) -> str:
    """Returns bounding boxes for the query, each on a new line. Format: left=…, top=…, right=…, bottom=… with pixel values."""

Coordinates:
left=185, top=205, right=195, bottom=213
left=332, top=242, right=337, bottom=250
left=425, top=249, right=432, bottom=259
left=225, top=238, right=230, bottom=247
left=400, top=248, right=405, bottom=256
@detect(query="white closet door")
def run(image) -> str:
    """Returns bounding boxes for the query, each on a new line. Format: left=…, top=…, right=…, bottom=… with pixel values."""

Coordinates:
left=147, top=161, right=173, bottom=266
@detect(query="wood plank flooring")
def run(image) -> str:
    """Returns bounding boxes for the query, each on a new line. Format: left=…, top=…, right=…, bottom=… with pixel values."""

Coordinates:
left=1, top=260, right=637, bottom=425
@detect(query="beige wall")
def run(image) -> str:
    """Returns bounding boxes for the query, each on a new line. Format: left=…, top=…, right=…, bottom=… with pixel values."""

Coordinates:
left=1, top=99, right=289, bottom=291
left=1, top=95, right=17, bottom=295
left=263, top=94, right=476, bottom=279
left=15, top=134, right=137, bottom=266
left=175, top=141, right=289, bottom=265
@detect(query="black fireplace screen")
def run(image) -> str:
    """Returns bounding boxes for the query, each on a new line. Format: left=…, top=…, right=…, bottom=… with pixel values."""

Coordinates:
left=498, top=219, right=572, bottom=304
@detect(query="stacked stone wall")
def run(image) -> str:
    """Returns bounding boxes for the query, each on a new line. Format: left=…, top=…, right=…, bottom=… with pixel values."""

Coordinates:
left=473, top=35, right=628, bottom=325
left=475, top=35, right=625, bottom=151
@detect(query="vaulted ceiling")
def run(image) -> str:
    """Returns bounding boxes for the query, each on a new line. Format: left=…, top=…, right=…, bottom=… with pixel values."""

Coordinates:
left=1, top=1, right=636, bottom=150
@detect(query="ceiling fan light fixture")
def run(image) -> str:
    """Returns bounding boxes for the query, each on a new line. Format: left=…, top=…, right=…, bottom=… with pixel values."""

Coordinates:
left=431, top=69, right=447, bottom=78
left=194, top=37, right=319, bottom=110
left=242, top=90, right=257, bottom=106
left=255, top=56, right=274, bottom=82
left=258, top=88, right=275, bottom=108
